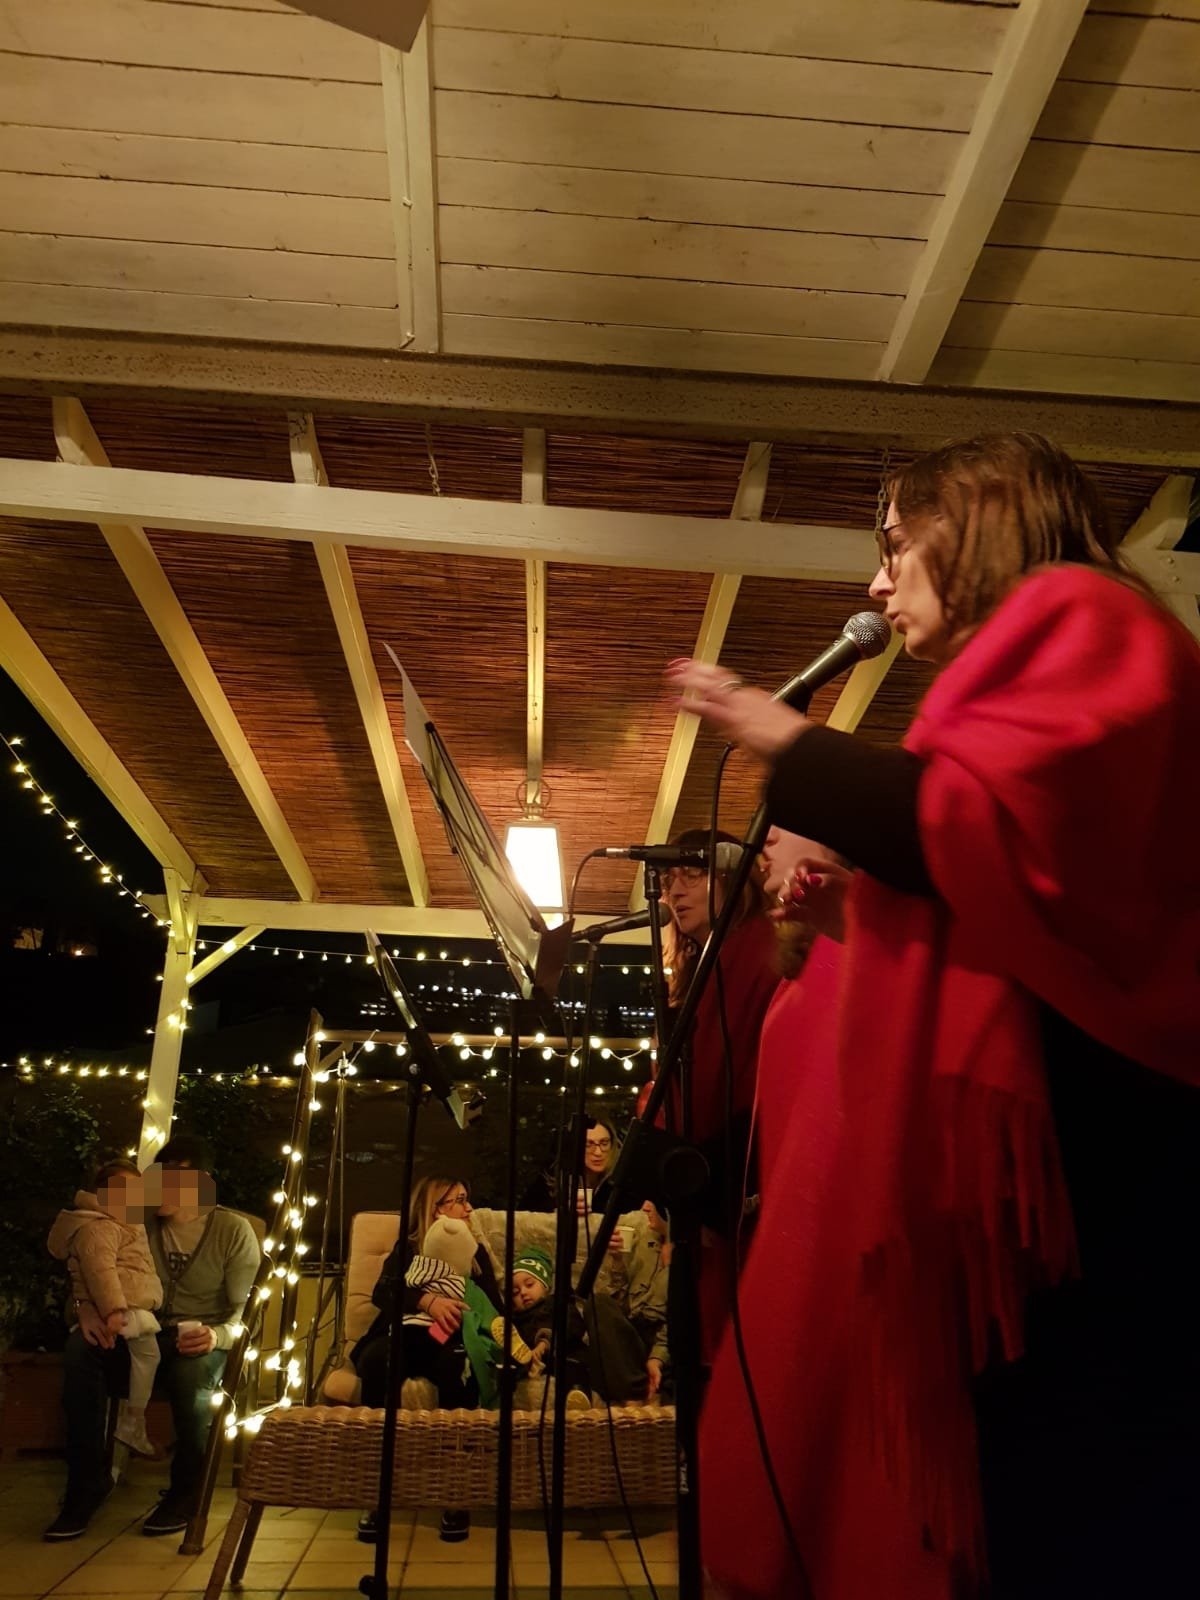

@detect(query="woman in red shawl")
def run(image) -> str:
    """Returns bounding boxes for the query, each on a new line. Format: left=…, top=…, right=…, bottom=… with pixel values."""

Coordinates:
left=669, top=434, right=1200, bottom=1600
left=660, top=828, right=778, bottom=1360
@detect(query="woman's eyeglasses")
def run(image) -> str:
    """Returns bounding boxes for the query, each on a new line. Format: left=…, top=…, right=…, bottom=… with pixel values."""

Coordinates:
left=436, top=1190, right=470, bottom=1209
left=662, top=866, right=706, bottom=890
left=585, top=1137, right=613, bottom=1154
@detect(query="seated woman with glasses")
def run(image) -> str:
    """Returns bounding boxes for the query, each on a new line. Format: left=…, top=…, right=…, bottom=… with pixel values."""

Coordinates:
left=660, top=828, right=779, bottom=1359
left=351, top=1174, right=500, bottom=1545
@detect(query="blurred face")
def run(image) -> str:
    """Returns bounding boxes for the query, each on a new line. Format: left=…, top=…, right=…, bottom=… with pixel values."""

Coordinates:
left=869, top=501, right=951, bottom=662
left=511, top=1270, right=547, bottom=1311
left=664, top=864, right=724, bottom=942
left=584, top=1126, right=613, bottom=1176
left=642, top=1199, right=667, bottom=1237
left=98, top=1171, right=145, bottom=1223
left=156, top=1163, right=215, bottom=1219
left=761, top=828, right=837, bottom=900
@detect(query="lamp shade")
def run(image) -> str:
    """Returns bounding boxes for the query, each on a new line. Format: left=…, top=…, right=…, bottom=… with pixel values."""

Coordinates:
left=504, top=820, right=564, bottom=920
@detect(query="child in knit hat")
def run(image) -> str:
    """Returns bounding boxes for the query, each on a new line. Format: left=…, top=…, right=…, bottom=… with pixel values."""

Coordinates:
left=509, top=1248, right=555, bottom=1370
left=48, top=1157, right=163, bottom=1456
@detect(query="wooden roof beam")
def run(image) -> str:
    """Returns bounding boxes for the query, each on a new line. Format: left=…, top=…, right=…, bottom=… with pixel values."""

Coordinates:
left=0, top=455, right=878, bottom=582
left=629, top=443, right=770, bottom=908
left=0, top=592, right=201, bottom=886
left=3, top=333, right=1198, bottom=467
left=521, top=428, right=547, bottom=801
left=51, top=399, right=317, bottom=902
left=380, top=16, right=440, bottom=353
left=143, top=895, right=654, bottom=943
left=288, top=412, right=430, bottom=906
left=880, top=0, right=1089, bottom=384
left=1122, top=473, right=1200, bottom=640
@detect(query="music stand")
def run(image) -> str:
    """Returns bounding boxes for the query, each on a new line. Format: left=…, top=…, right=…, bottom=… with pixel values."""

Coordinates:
left=375, top=649, right=571, bottom=1600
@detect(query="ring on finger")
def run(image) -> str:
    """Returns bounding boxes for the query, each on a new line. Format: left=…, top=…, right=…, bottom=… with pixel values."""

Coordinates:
left=718, top=676, right=744, bottom=693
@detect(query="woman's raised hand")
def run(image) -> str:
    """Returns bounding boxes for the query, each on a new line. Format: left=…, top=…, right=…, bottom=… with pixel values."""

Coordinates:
left=771, top=860, right=854, bottom=943
left=665, top=659, right=808, bottom=761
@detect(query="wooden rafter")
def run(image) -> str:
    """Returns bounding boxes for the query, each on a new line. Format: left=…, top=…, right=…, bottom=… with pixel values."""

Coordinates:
left=880, top=0, right=1090, bottom=384
left=826, top=629, right=905, bottom=733
left=522, top=428, right=547, bottom=798
left=1122, top=474, right=1200, bottom=640
left=285, top=1, right=428, bottom=50
left=51, top=399, right=317, bottom=901
left=143, top=895, right=653, bottom=944
left=0, top=455, right=878, bottom=581
left=380, top=16, right=440, bottom=352
left=288, top=412, right=430, bottom=906
left=629, top=442, right=770, bottom=908
left=0, top=591, right=200, bottom=886
left=4, top=333, right=1199, bottom=466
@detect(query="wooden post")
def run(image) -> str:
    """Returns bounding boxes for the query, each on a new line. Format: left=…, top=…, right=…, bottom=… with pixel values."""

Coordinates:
left=138, top=868, right=197, bottom=1168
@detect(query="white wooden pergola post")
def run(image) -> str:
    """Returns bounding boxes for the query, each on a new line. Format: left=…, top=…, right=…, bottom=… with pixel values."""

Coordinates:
left=138, top=867, right=198, bottom=1167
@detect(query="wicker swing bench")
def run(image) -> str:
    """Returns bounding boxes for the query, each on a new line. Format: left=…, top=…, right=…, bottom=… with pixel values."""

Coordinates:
left=203, top=1209, right=675, bottom=1598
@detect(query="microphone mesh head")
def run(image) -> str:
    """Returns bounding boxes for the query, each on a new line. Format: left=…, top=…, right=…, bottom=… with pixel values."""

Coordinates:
left=842, top=611, right=893, bottom=660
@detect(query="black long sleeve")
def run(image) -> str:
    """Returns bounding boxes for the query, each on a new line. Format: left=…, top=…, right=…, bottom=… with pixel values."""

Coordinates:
left=765, top=725, right=934, bottom=896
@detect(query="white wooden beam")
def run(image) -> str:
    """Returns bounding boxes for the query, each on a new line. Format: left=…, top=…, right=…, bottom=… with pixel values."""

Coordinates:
left=522, top=428, right=547, bottom=798
left=143, top=894, right=654, bottom=943
left=5, top=331, right=1200, bottom=466
left=288, top=412, right=430, bottom=906
left=629, top=443, right=770, bottom=907
left=380, top=17, right=440, bottom=352
left=1122, top=473, right=1200, bottom=640
left=285, top=1, right=428, bottom=51
left=139, top=867, right=197, bottom=1165
left=0, top=593, right=200, bottom=884
left=879, top=0, right=1090, bottom=384
left=186, top=924, right=266, bottom=988
left=0, top=455, right=878, bottom=582
left=51, top=399, right=317, bottom=903
left=825, top=629, right=905, bottom=733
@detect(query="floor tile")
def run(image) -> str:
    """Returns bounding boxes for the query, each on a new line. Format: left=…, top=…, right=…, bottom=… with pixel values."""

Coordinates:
left=399, top=1560, right=499, bottom=1588
left=287, top=1563, right=402, bottom=1589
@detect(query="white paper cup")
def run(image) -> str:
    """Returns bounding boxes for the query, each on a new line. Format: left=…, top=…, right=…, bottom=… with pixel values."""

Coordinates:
left=176, top=1319, right=202, bottom=1335
left=616, top=1226, right=635, bottom=1253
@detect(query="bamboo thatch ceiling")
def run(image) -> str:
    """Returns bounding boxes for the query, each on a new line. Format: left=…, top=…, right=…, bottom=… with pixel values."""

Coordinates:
left=0, top=392, right=1175, bottom=915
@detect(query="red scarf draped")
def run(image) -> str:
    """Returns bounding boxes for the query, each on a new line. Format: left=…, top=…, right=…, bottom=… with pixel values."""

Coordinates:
left=700, top=567, right=1200, bottom=1600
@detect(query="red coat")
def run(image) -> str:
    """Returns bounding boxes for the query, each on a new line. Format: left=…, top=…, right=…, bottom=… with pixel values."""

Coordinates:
left=701, top=568, right=1200, bottom=1600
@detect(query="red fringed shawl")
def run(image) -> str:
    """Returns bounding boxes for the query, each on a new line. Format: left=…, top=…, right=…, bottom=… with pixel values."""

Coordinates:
left=700, top=567, right=1200, bottom=1600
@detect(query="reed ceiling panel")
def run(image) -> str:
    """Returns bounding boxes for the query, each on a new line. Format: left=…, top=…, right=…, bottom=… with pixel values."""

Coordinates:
left=545, top=436, right=747, bottom=518
left=86, top=401, right=294, bottom=481
left=314, top=416, right=523, bottom=501
left=0, top=516, right=293, bottom=896
left=0, top=394, right=54, bottom=461
left=349, top=548, right=528, bottom=908
left=542, top=564, right=712, bottom=912
left=146, top=530, right=413, bottom=905
left=673, top=579, right=902, bottom=837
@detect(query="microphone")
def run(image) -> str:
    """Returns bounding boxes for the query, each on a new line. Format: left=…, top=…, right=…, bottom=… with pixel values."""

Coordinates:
left=773, top=611, right=892, bottom=711
left=599, top=842, right=745, bottom=870
left=574, top=902, right=671, bottom=943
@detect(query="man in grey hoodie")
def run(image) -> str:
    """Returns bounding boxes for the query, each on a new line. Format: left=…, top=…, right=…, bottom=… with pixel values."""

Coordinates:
left=44, top=1135, right=261, bottom=1543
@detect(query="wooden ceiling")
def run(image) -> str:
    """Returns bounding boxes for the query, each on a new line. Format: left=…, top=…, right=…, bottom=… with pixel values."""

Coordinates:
left=0, top=0, right=1196, bottom=930
left=0, top=0, right=1197, bottom=399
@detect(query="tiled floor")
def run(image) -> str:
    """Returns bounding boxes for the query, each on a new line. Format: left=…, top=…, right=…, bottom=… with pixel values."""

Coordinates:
left=0, top=1458, right=677, bottom=1599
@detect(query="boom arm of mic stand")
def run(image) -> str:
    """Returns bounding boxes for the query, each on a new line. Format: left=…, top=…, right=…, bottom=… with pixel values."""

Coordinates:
left=577, top=792, right=773, bottom=1298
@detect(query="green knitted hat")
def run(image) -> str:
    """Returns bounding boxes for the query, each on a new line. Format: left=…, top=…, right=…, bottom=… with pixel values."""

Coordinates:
left=512, top=1247, right=552, bottom=1291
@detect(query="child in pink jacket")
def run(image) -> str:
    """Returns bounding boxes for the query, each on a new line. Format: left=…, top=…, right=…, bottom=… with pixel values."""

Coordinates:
left=48, top=1157, right=163, bottom=1456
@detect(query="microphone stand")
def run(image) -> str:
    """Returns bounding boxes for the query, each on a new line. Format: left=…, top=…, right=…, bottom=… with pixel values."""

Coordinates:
left=576, top=797, right=774, bottom=1600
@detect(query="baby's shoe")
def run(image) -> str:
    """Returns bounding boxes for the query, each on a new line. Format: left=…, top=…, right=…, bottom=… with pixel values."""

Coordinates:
left=115, top=1401, right=155, bottom=1457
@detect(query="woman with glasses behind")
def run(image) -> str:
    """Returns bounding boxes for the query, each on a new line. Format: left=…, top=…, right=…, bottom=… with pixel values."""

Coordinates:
left=660, top=827, right=778, bottom=1360
left=352, top=1175, right=500, bottom=1545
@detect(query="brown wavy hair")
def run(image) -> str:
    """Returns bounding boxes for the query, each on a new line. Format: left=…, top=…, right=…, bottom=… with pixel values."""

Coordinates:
left=885, top=433, right=1140, bottom=647
left=662, top=828, right=770, bottom=1005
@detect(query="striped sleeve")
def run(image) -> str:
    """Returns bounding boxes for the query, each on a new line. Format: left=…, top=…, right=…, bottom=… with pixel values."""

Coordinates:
left=404, top=1254, right=464, bottom=1305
